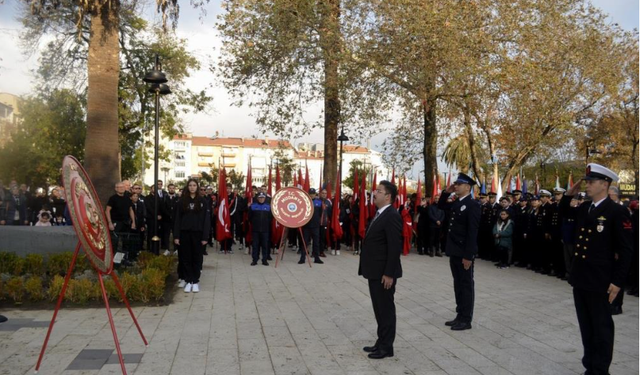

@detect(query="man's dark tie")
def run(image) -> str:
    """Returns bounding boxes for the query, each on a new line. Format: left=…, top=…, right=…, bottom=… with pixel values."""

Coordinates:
left=588, top=203, right=595, bottom=213
left=371, top=210, right=381, bottom=224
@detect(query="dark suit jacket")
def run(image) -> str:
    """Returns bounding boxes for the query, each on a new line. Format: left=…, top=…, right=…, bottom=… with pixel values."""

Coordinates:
left=438, top=192, right=480, bottom=260
left=358, top=205, right=403, bottom=280
left=559, top=195, right=632, bottom=293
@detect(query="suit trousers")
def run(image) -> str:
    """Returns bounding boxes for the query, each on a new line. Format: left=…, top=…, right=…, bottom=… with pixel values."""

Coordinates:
left=428, top=227, right=440, bottom=252
left=319, top=225, right=328, bottom=253
left=573, top=287, right=614, bottom=375
left=178, top=231, right=203, bottom=284
left=368, top=278, right=396, bottom=351
left=449, top=256, right=475, bottom=323
left=301, top=226, right=320, bottom=260
left=252, top=231, right=269, bottom=262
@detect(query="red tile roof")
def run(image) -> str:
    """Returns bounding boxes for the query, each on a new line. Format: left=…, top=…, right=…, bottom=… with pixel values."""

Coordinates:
left=343, top=145, right=369, bottom=154
left=173, top=134, right=292, bottom=149
left=295, top=150, right=324, bottom=160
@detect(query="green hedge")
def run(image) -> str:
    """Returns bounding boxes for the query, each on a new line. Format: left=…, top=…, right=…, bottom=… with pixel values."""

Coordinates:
left=0, top=251, right=176, bottom=305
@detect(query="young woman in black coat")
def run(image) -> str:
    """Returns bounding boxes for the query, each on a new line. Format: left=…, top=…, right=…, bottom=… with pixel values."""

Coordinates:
left=174, top=179, right=211, bottom=293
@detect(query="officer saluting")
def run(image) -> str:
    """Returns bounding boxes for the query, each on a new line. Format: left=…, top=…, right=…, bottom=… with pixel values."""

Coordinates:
left=438, top=173, right=481, bottom=331
left=560, top=163, right=632, bottom=375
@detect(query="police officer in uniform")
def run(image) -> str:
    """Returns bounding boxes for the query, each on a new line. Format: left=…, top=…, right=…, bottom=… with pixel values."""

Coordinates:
left=478, top=192, right=493, bottom=260
left=549, top=188, right=566, bottom=279
left=249, top=192, right=272, bottom=266
left=512, top=196, right=528, bottom=267
left=560, top=164, right=632, bottom=375
left=438, top=173, right=480, bottom=331
left=299, top=188, right=324, bottom=264
left=538, top=189, right=553, bottom=274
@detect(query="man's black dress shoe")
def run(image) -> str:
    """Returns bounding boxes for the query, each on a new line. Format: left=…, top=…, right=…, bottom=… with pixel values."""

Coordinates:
left=298, top=259, right=305, bottom=264
left=368, top=349, right=394, bottom=359
left=445, top=319, right=459, bottom=327
left=451, top=322, right=472, bottom=331
left=363, top=346, right=378, bottom=353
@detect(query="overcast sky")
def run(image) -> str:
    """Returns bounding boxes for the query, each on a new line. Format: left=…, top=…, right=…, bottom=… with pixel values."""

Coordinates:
left=0, top=0, right=637, bottom=179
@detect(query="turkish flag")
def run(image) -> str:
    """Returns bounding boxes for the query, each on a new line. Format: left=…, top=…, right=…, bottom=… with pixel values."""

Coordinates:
left=216, top=168, right=232, bottom=242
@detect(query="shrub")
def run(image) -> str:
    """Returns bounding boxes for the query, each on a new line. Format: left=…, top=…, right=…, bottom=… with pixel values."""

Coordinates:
left=139, top=268, right=166, bottom=302
left=24, top=275, right=45, bottom=301
left=47, top=253, right=75, bottom=276
left=75, top=254, right=91, bottom=273
left=100, top=277, right=120, bottom=301
left=12, top=257, right=25, bottom=276
left=136, top=251, right=156, bottom=269
left=118, top=272, right=140, bottom=302
left=48, top=275, right=65, bottom=302
left=68, top=279, right=94, bottom=305
left=24, top=254, right=45, bottom=276
left=0, top=278, right=4, bottom=300
left=0, top=252, right=20, bottom=274
left=6, top=277, right=24, bottom=303
left=147, top=255, right=174, bottom=275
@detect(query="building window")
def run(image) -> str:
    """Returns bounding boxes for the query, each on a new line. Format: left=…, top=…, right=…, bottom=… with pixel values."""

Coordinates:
left=175, top=161, right=186, bottom=167
left=175, top=171, right=185, bottom=178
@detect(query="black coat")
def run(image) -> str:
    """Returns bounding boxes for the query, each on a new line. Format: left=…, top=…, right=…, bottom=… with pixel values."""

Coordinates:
left=358, top=205, right=403, bottom=280
left=131, top=201, right=147, bottom=230
left=560, top=195, right=632, bottom=293
left=174, top=196, right=211, bottom=241
left=438, top=193, right=481, bottom=260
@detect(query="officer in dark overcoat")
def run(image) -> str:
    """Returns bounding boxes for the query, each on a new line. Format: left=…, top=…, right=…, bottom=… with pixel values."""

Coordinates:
left=560, top=163, right=632, bottom=375
left=438, top=173, right=480, bottom=331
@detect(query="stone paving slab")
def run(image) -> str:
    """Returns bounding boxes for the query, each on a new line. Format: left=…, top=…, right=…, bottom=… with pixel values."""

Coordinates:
left=0, top=244, right=637, bottom=375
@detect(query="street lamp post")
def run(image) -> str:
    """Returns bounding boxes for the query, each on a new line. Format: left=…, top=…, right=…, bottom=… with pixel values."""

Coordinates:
left=143, top=54, right=171, bottom=255
left=337, top=126, right=349, bottom=193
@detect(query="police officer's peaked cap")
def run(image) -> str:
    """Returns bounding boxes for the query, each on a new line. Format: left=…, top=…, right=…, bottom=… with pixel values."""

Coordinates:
left=257, top=192, right=266, bottom=198
left=453, top=173, right=476, bottom=186
left=583, top=163, right=619, bottom=183
left=539, top=189, right=552, bottom=197
left=308, top=188, right=317, bottom=195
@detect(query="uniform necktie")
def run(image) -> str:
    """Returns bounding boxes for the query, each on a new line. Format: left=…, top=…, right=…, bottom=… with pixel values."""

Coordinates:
left=588, top=203, right=595, bottom=213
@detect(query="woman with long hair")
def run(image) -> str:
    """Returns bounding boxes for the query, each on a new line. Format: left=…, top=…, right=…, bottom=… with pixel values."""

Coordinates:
left=174, top=179, right=211, bottom=293
left=493, top=209, right=514, bottom=269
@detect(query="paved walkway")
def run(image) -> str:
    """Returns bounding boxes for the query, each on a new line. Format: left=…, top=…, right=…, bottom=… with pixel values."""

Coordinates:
left=1, top=246, right=638, bottom=375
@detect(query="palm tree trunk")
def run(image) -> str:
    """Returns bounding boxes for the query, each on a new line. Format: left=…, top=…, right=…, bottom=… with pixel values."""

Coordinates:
left=462, top=104, right=483, bottom=182
left=84, top=1, right=120, bottom=205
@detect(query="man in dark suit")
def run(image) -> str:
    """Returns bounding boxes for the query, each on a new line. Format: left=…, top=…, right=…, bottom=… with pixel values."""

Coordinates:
left=438, top=173, right=480, bottom=331
left=560, top=163, right=632, bottom=375
left=359, top=180, right=403, bottom=359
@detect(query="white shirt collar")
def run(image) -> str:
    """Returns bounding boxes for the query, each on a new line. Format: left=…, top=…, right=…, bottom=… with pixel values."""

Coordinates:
left=591, top=197, right=607, bottom=208
left=376, top=204, right=392, bottom=215
left=458, top=193, right=471, bottom=201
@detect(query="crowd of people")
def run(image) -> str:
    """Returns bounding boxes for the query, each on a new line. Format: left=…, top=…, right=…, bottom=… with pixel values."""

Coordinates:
left=2, top=174, right=638, bottom=303
left=0, top=179, right=70, bottom=226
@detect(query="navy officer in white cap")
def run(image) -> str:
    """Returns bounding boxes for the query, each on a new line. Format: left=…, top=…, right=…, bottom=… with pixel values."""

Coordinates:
left=560, top=163, right=632, bottom=375
left=438, top=172, right=481, bottom=331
